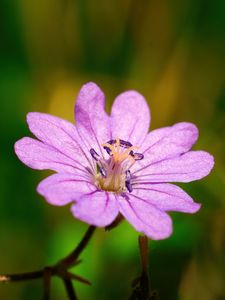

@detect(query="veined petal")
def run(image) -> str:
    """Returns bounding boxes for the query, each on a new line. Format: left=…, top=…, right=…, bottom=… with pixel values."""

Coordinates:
left=110, top=91, right=150, bottom=146
left=117, top=194, right=172, bottom=240
left=71, top=192, right=119, bottom=227
left=133, top=122, right=199, bottom=172
left=37, top=173, right=96, bottom=206
left=134, top=151, right=214, bottom=183
left=14, top=137, right=85, bottom=174
left=75, top=82, right=111, bottom=157
left=27, top=112, right=93, bottom=172
left=132, top=183, right=201, bottom=213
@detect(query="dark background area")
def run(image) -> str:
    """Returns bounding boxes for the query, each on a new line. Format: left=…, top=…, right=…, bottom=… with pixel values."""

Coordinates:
left=0, top=0, right=225, bottom=299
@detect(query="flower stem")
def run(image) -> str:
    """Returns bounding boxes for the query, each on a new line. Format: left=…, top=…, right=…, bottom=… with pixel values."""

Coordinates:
left=138, top=235, right=150, bottom=298
left=0, top=270, right=44, bottom=282
left=43, top=267, right=52, bottom=300
left=128, top=235, right=157, bottom=300
left=63, top=278, right=78, bottom=300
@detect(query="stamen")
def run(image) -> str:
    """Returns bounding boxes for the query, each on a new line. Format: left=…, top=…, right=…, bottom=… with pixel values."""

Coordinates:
left=125, top=170, right=133, bottom=193
left=90, top=148, right=100, bottom=161
left=102, top=143, right=115, bottom=153
left=119, top=139, right=133, bottom=148
left=106, top=139, right=116, bottom=145
left=130, top=151, right=144, bottom=160
left=100, top=166, right=107, bottom=178
left=104, top=139, right=132, bottom=148
left=103, top=146, right=112, bottom=155
left=116, top=137, right=120, bottom=150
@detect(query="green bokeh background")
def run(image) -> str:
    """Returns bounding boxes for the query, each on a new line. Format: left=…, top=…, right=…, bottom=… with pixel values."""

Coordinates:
left=0, top=1, right=225, bottom=299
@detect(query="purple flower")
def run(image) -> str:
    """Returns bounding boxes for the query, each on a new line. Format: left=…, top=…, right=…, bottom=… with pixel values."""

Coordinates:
left=15, top=82, right=214, bottom=240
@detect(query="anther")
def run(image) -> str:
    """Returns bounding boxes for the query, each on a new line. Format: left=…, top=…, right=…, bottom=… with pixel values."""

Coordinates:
left=119, top=139, right=133, bottom=148
left=106, top=139, right=116, bottom=145
left=103, top=146, right=112, bottom=155
left=130, top=151, right=144, bottom=160
left=105, top=139, right=132, bottom=148
left=100, top=166, right=107, bottom=178
left=90, top=148, right=100, bottom=161
left=125, top=170, right=133, bottom=193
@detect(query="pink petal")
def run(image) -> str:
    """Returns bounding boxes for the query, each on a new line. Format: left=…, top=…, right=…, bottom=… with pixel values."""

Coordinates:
left=117, top=194, right=172, bottom=240
left=134, top=151, right=214, bottom=183
left=14, top=137, right=85, bottom=174
left=71, top=192, right=119, bottom=227
left=110, top=91, right=150, bottom=146
left=37, top=173, right=96, bottom=206
left=74, top=82, right=111, bottom=157
left=133, top=122, right=199, bottom=172
left=27, top=112, right=94, bottom=172
left=132, top=183, right=201, bottom=213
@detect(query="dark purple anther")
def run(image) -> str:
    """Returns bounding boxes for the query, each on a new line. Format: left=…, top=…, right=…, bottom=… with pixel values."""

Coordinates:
left=99, top=167, right=107, bottom=177
left=106, top=139, right=116, bottom=145
left=119, top=139, right=133, bottom=148
left=105, top=139, right=132, bottom=148
left=130, top=151, right=144, bottom=160
left=100, top=166, right=107, bottom=178
left=125, top=170, right=133, bottom=193
left=103, top=146, right=112, bottom=155
left=90, top=148, right=100, bottom=161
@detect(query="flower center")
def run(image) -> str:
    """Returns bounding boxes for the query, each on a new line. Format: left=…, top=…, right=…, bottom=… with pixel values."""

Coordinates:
left=90, top=138, right=144, bottom=193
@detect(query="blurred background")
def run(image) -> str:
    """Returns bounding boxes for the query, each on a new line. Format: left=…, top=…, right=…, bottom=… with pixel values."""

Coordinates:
left=0, top=0, right=225, bottom=299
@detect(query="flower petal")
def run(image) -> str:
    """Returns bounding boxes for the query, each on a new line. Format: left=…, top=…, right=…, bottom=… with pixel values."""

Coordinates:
left=14, top=137, right=85, bottom=174
left=132, top=183, right=201, bottom=213
left=110, top=91, right=150, bottom=146
left=75, top=82, right=111, bottom=157
left=37, top=173, right=96, bottom=206
left=71, top=192, right=119, bottom=227
left=27, top=112, right=93, bottom=172
left=117, top=194, right=172, bottom=240
left=133, top=122, right=199, bottom=172
left=134, top=151, right=214, bottom=183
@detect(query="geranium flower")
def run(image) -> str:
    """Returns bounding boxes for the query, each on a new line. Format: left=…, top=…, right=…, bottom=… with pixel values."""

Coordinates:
left=15, top=82, right=214, bottom=239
